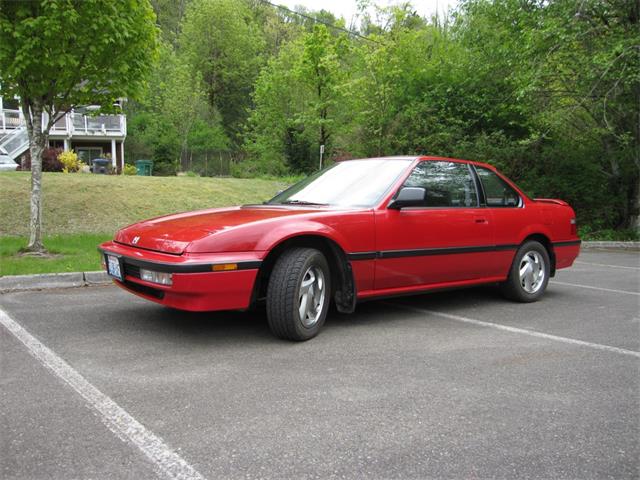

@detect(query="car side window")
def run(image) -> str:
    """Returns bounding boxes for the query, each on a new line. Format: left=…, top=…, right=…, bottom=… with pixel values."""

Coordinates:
left=475, top=167, right=521, bottom=207
left=402, top=161, right=478, bottom=208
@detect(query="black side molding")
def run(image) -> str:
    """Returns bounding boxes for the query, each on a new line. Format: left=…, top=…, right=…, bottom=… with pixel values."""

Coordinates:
left=553, top=240, right=582, bottom=247
left=347, top=244, right=518, bottom=261
left=346, top=251, right=377, bottom=261
left=98, top=248, right=262, bottom=273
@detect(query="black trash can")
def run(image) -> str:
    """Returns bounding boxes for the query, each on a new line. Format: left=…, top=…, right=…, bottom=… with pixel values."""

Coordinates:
left=92, top=158, right=110, bottom=174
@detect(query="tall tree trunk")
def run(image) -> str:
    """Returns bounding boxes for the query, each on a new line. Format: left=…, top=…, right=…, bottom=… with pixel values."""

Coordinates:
left=22, top=101, right=47, bottom=253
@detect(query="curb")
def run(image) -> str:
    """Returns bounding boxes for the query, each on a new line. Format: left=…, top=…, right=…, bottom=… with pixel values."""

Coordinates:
left=582, top=241, right=640, bottom=250
left=0, top=271, right=111, bottom=293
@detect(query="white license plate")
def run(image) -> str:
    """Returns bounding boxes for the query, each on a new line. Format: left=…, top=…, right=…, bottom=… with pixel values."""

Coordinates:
left=106, top=255, right=122, bottom=281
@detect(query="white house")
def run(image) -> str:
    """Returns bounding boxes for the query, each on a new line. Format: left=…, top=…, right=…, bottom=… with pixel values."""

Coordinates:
left=0, top=94, right=127, bottom=172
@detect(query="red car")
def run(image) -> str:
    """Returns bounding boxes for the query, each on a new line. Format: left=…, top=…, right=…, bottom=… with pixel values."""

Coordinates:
left=99, top=156, right=580, bottom=341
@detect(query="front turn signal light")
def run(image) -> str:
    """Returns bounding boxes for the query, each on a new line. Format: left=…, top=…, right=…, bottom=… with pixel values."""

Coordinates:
left=212, top=263, right=238, bottom=272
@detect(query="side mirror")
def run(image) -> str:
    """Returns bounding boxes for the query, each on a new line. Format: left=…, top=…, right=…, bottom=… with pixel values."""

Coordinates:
left=388, top=187, right=426, bottom=209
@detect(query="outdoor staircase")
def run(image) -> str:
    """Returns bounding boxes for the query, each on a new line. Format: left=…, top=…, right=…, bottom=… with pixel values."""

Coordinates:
left=0, top=126, right=29, bottom=162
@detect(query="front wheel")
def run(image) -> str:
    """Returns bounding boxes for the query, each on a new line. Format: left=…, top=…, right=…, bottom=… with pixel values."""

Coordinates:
left=266, top=248, right=331, bottom=341
left=500, top=241, right=550, bottom=302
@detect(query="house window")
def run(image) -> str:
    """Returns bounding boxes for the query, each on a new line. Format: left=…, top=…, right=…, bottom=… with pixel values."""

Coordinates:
left=76, top=147, right=103, bottom=165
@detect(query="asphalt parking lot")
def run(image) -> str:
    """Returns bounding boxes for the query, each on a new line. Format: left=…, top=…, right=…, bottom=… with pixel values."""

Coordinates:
left=1, top=249, right=638, bottom=480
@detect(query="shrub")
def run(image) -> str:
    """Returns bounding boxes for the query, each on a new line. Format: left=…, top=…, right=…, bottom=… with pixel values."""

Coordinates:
left=19, top=147, right=64, bottom=171
left=58, top=150, right=84, bottom=173
left=123, top=163, right=137, bottom=175
left=42, top=148, right=64, bottom=171
left=578, top=226, right=640, bottom=241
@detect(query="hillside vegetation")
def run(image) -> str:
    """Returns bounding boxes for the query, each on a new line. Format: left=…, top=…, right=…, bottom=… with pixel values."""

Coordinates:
left=127, top=0, right=638, bottom=233
left=0, top=172, right=286, bottom=237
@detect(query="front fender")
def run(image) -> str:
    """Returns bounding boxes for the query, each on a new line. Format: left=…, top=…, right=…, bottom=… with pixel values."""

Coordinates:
left=255, top=220, right=353, bottom=254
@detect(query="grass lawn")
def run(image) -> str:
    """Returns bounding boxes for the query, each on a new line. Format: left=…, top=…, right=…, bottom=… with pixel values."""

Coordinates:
left=0, top=172, right=287, bottom=236
left=0, top=172, right=289, bottom=276
left=0, top=234, right=111, bottom=276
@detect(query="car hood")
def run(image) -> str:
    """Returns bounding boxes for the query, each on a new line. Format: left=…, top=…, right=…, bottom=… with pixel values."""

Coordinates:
left=114, top=206, right=320, bottom=254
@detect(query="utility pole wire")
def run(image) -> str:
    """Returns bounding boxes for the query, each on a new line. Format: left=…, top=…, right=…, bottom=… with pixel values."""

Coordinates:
left=256, top=0, right=384, bottom=44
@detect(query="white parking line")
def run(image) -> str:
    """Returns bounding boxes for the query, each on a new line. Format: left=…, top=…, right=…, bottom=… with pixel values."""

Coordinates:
left=0, top=307, right=207, bottom=480
left=575, top=261, right=640, bottom=270
left=388, top=303, right=640, bottom=359
left=551, top=280, right=639, bottom=296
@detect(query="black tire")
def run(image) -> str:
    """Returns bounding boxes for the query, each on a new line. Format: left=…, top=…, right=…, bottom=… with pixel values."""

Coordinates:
left=500, top=241, right=551, bottom=302
left=266, top=247, right=331, bottom=341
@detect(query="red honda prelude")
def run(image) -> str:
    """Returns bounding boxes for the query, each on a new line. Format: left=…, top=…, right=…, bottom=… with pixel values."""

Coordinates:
left=99, top=156, right=581, bottom=341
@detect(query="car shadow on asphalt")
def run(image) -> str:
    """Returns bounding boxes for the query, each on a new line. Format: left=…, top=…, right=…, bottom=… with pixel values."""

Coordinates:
left=121, top=304, right=275, bottom=344
left=113, top=284, right=515, bottom=344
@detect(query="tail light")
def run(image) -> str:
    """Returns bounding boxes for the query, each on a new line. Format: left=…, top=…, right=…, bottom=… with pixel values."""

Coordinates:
left=570, top=218, right=577, bottom=236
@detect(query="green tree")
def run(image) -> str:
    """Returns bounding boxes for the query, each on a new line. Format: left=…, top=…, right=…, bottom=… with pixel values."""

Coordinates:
left=180, top=0, right=264, bottom=145
left=345, top=22, right=468, bottom=157
left=0, top=0, right=157, bottom=252
left=151, top=0, right=192, bottom=45
left=537, top=0, right=639, bottom=231
left=242, top=40, right=303, bottom=175
left=247, top=0, right=305, bottom=56
left=244, top=24, right=349, bottom=174
left=456, top=0, right=640, bottom=232
left=296, top=25, right=348, bottom=161
left=125, top=38, right=229, bottom=174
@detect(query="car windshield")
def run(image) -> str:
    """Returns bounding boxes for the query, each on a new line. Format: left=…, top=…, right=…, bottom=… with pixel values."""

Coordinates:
left=267, top=159, right=412, bottom=208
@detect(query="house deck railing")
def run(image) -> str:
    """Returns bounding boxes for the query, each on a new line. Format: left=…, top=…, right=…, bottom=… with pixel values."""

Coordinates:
left=0, top=108, right=126, bottom=137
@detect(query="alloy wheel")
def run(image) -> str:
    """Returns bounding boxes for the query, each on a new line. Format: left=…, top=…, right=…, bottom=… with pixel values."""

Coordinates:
left=298, top=266, right=326, bottom=327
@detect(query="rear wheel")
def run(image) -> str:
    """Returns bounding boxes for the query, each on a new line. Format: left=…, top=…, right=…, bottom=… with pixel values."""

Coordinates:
left=500, top=241, right=550, bottom=302
left=266, top=248, right=331, bottom=341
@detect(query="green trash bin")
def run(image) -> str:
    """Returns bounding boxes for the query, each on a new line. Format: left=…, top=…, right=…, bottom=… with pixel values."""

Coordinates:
left=135, top=159, right=153, bottom=176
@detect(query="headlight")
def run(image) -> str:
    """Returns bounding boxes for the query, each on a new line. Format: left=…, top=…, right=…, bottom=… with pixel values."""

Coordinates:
left=140, top=269, right=173, bottom=286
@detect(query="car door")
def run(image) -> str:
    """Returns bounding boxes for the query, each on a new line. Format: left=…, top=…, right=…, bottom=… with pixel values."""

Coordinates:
left=472, top=165, right=528, bottom=277
left=374, top=160, right=495, bottom=290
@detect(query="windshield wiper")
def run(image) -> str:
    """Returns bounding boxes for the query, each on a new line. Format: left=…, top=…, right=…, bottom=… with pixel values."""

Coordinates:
left=280, top=200, right=329, bottom=206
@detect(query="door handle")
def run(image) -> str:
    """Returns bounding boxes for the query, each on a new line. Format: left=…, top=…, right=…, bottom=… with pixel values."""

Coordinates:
left=474, top=217, right=488, bottom=224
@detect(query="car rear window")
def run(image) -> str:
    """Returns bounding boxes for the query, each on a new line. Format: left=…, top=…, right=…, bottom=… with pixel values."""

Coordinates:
left=475, top=166, right=521, bottom=207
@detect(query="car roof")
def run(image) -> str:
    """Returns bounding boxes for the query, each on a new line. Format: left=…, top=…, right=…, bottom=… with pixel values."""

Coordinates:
left=416, top=155, right=496, bottom=170
left=341, top=155, right=497, bottom=170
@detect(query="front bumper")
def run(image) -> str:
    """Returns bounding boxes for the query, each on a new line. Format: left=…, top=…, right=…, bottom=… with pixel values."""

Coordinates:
left=99, top=241, right=262, bottom=312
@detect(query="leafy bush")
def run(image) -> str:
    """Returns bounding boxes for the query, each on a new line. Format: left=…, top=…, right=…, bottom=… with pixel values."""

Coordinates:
left=579, top=226, right=640, bottom=241
left=58, top=150, right=84, bottom=173
left=19, top=147, right=64, bottom=172
left=123, top=163, right=137, bottom=175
